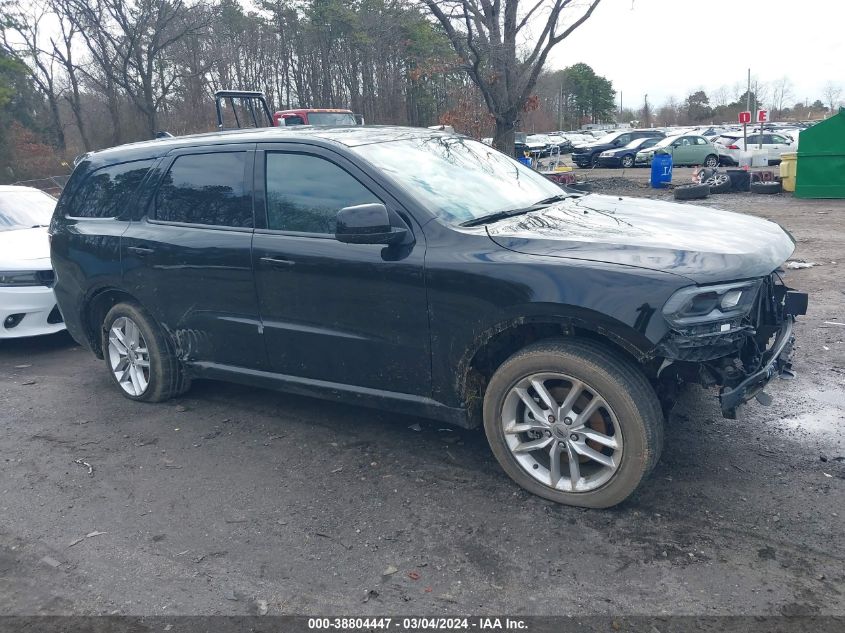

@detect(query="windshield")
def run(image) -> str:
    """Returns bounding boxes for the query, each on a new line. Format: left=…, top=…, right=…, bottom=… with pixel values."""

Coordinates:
left=307, top=112, right=357, bottom=126
left=0, top=189, right=56, bottom=231
left=353, top=136, right=565, bottom=224
left=625, top=137, right=655, bottom=150
left=653, top=136, right=680, bottom=148
left=595, top=132, right=622, bottom=144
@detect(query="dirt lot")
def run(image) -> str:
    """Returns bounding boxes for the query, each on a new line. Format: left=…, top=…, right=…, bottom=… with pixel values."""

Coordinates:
left=1, top=180, right=844, bottom=617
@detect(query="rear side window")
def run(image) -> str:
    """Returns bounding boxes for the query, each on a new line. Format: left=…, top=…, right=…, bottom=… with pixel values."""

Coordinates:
left=265, top=153, right=379, bottom=234
left=69, top=160, right=153, bottom=218
left=155, top=152, right=252, bottom=228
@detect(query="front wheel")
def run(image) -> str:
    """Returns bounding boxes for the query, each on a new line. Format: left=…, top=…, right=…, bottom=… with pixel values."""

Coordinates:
left=103, top=302, right=189, bottom=402
left=621, top=154, right=635, bottom=168
left=483, top=338, right=664, bottom=508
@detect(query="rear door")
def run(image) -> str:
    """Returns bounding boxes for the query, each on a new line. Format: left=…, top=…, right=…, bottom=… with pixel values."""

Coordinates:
left=121, top=144, right=266, bottom=369
left=672, top=136, right=695, bottom=164
left=766, top=134, right=791, bottom=162
left=251, top=143, right=431, bottom=396
left=692, top=135, right=711, bottom=164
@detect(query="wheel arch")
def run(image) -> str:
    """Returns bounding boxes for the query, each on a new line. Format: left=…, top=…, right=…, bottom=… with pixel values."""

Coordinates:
left=82, top=287, right=144, bottom=358
left=457, top=314, right=656, bottom=427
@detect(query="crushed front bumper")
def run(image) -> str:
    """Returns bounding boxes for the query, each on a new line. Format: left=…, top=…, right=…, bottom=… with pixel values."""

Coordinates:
left=718, top=316, right=795, bottom=418
left=656, top=277, right=807, bottom=419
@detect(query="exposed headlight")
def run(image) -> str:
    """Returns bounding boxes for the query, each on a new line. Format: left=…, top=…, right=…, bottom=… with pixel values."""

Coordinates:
left=0, top=271, right=42, bottom=287
left=662, top=280, right=762, bottom=327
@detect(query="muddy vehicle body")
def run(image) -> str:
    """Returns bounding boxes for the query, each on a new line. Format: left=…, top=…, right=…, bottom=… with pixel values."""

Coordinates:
left=50, top=126, right=807, bottom=507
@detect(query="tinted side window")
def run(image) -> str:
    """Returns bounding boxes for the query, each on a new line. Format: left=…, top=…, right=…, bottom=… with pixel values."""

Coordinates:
left=69, top=160, right=154, bottom=218
left=694, top=136, right=708, bottom=145
left=265, top=153, right=379, bottom=234
left=155, top=152, right=252, bottom=228
left=616, top=135, right=631, bottom=145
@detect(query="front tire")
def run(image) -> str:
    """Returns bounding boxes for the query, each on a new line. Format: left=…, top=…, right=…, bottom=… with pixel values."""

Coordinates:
left=621, top=154, right=635, bottom=168
left=103, top=302, right=189, bottom=402
left=482, top=338, right=664, bottom=508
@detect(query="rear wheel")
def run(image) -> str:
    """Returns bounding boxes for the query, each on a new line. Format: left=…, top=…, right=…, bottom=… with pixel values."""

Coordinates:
left=703, top=172, right=732, bottom=194
left=750, top=181, right=783, bottom=195
left=621, top=154, right=635, bottom=168
left=704, top=154, right=719, bottom=168
left=483, top=338, right=664, bottom=508
left=674, top=183, right=710, bottom=200
left=103, top=302, right=189, bottom=402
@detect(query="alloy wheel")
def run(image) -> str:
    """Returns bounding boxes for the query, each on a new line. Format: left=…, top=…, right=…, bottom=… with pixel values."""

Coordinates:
left=108, top=316, right=151, bottom=396
left=501, top=372, right=623, bottom=492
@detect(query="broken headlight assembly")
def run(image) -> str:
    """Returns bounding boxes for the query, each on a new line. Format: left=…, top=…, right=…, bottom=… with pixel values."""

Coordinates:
left=662, top=279, right=763, bottom=329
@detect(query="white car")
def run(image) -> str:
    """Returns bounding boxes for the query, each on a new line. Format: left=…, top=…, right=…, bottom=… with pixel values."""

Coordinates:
left=0, top=186, right=65, bottom=339
left=714, top=132, right=797, bottom=166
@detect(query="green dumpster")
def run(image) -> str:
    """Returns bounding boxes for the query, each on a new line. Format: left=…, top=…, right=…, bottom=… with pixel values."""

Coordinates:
left=795, top=107, right=845, bottom=198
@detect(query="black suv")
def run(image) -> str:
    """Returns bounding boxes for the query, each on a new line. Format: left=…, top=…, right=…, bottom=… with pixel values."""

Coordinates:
left=50, top=127, right=806, bottom=508
left=571, top=129, right=665, bottom=167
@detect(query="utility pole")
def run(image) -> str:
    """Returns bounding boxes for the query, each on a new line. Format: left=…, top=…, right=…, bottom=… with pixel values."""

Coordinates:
left=744, top=68, right=751, bottom=151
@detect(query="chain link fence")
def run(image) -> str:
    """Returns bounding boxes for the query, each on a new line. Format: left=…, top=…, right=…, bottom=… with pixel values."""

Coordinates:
left=11, top=175, right=71, bottom=197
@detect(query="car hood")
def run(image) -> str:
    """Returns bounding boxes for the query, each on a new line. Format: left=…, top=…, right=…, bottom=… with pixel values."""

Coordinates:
left=486, top=194, right=795, bottom=284
left=0, top=227, right=52, bottom=269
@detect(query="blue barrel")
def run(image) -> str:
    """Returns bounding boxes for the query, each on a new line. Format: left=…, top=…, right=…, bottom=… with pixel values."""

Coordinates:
left=650, top=152, right=673, bottom=188
left=517, top=156, right=532, bottom=167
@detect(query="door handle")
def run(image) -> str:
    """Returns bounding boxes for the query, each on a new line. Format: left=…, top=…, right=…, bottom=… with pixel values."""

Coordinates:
left=260, top=256, right=295, bottom=268
left=127, top=246, right=155, bottom=256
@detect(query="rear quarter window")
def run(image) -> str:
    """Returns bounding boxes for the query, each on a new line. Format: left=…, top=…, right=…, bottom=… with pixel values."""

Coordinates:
left=67, top=160, right=154, bottom=218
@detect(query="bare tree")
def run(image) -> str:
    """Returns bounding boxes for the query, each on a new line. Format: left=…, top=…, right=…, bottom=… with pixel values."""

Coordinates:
left=70, top=0, right=207, bottom=137
left=771, top=76, right=793, bottom=119
left=822, top=81, right=842, bottom=113
left=0, top=2, right=66, bottom=150
left=48, top=0, right=91, bottom=150
left=421, top=0, right=603, bottom=153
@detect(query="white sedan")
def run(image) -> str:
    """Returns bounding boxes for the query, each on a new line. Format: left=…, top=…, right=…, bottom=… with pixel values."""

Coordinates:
left=0, top=186, right=65, bottom=339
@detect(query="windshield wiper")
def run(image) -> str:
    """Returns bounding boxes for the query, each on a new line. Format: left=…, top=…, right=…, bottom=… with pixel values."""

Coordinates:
left=459, top=193, right=570, bottom=227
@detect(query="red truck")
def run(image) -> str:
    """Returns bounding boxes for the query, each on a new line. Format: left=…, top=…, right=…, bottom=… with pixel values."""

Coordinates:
left=213, top=91, right=362, bottom=130
left=273, top=108, right=359, bottom=127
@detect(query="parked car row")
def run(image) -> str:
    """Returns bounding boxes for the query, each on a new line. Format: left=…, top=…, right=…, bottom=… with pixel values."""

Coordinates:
left=571, top=129, right=665, bottom=167
left=510, top=120, right=810, bottom=169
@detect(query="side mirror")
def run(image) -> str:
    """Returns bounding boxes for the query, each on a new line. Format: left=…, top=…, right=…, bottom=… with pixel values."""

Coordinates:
left=335, top=203, right=408, bottom=245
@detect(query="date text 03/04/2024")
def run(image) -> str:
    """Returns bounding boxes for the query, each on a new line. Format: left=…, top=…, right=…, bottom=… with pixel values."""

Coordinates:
left=307, top=617, right=528, bottom=630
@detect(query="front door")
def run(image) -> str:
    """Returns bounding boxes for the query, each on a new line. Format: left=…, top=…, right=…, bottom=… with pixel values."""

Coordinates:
left=251, top=144, right=431, bottom=397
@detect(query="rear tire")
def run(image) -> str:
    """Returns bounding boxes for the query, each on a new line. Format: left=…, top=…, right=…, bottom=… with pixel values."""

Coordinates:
left=750, top=181, right=782, bottom=195
left=674, top=183, right=710, bottom=200
left=482, top=338, right=664, bottom=508
left=102, top=302, right=190, bottom=402
left=704, top=154, right=719, bottom=168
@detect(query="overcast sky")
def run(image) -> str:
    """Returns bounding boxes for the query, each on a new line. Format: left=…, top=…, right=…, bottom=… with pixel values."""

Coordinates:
left=545, top=0, right=844, bottom=108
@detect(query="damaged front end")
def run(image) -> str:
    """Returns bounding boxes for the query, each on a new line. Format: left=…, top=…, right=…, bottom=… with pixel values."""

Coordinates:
left=656, top=273, right=808, bottom=418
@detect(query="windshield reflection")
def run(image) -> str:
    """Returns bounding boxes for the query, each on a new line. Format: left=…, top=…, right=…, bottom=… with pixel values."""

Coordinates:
left=353, top=136, right=563, bottom=224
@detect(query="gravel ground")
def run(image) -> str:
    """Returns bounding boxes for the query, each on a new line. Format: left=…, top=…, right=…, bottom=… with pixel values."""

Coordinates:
left=1, top=185, right=843, bottom=617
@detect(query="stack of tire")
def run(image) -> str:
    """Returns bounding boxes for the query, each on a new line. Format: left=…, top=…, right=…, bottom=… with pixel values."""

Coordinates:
left=673, top=168, right=782, bottom=200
